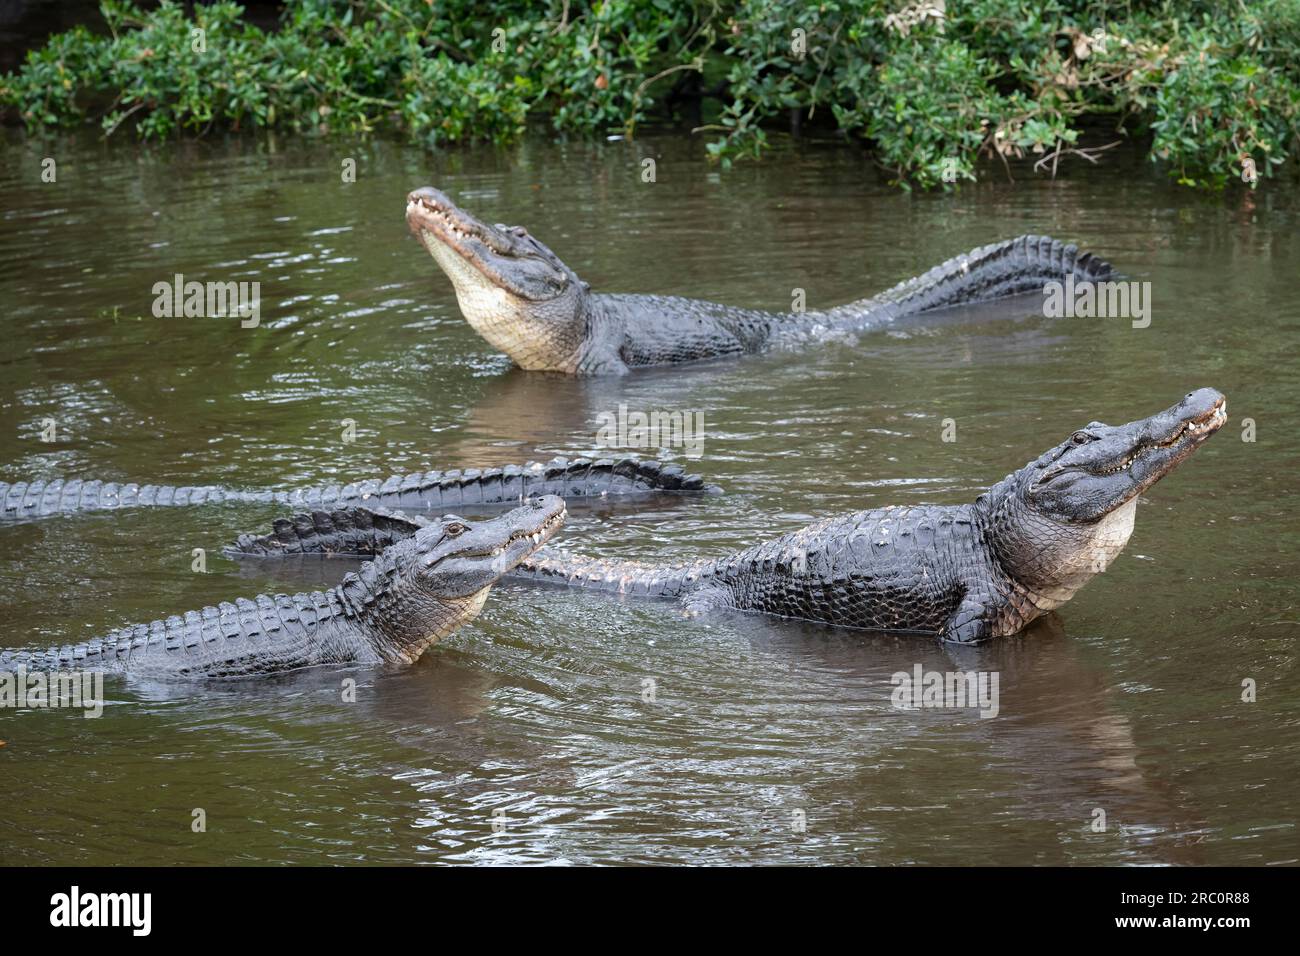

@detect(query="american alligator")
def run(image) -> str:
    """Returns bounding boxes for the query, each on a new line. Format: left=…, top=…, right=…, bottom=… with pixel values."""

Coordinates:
left=406, top=186, right=1116, bottom=375
left=241, top=390, right=1226, bottom=643
left=0, top=456, right=716, bottom=523
left=0, top=497, right=565, bottom=680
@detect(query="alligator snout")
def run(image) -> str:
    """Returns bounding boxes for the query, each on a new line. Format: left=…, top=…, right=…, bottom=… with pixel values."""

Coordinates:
left=1183, top=386, right=1225, bottom=407
left=407, top=185, right=448, bottom=207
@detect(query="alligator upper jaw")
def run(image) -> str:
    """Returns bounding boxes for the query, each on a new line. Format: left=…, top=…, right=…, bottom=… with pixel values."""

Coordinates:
left=424, top=496, right=568, bottom=585
left=406, top=186, right=517, bottom=284
left=464, top=501, right=567, bottom=573
left=1122, top=394, right=1226, bottom=495
left=407, top=187, right=500, bottom=247
left=407, top=186, right=580, bottom=315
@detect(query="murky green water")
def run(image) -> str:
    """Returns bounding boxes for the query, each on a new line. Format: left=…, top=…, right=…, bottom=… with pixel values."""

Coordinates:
left=1, top=131, right=1296, bottom=865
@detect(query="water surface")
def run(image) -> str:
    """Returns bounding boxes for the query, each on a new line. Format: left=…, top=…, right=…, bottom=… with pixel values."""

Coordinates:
left=1, top=131, right=1296, bottom=865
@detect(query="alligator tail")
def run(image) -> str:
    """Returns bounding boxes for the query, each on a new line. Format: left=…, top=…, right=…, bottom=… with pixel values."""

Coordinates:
left=0, top=592, right=359, bottom=678
left=0, top=480, right=270, bottom=522
left=0, top=648, right=32, bottom=670
left=0, top=645, right=101, bottom=673
left=0, top=457, right=721, bottom=523
left=227, top=506, right=427, bottom=558
left=824, top=234, right=1116, bottom=329
left=280, top=456, right=723, bottom=512
left=510, top=548, right=714, bottom=599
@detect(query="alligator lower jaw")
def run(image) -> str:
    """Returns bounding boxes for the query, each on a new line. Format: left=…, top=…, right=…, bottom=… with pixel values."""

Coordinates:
left=1071, top=398, right=1228, bottom=481
left=413, top=239, right=576, bottom=371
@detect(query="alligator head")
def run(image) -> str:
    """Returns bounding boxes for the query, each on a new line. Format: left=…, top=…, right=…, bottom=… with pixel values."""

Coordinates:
left=984, top=388, right=1226, bottom=610
left=351, top=494, right=567, bottom=662
left=406, top=187, right=590, bottom=372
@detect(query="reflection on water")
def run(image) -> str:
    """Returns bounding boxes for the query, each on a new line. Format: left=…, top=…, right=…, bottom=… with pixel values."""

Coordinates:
left=0, top=131, right=1296, bottom=865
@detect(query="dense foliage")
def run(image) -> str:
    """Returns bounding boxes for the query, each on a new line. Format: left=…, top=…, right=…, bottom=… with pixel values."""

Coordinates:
left=3, top=0, right=1298, bottom=189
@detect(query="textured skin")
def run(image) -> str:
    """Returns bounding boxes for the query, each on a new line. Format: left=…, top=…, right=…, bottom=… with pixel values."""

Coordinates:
left=407, top=189, right=1116, bottom=376
left=0, top=456, right=717, bottom=522
left=228, top=505, right=429, bottom=558
left=229, top=501, right=1042, bottom=642
left=573, top=236, right=1115, bottom=373
left=224, top=390, right=1226, bottom=646
left=5, top=591, right=388, bottom=680
left=1, top=498, right=565, bottom=679
left=514, top=505, right=1030, bottom=642
left=511, top=390, right=1226, bottom=642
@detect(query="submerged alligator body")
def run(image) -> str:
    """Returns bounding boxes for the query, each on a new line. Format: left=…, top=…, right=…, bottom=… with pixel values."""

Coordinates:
left=517, top=389, right=1226, bottom=641
left=1, top=498, right=565, bottom=680
left=406, top=187, right=1116, bottom=375
left=238, top=391, right=1227, bottom=643
left=0, top=456, right=715, bottom=523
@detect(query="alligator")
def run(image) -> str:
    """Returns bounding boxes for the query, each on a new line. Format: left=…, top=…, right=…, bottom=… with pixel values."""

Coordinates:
left=406, top=186, right=1116, bottom=375
left=236, top=390, right=1226, bottom=643
left=0, top=456, right=716, bottom=523
left=0, top=497, right=565, bottom=680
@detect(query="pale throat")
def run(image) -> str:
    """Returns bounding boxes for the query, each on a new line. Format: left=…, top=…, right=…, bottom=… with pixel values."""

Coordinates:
left=422, top=233, right=567, bottom=370
left=400, top=587, right=494, bottom=664
left=1023, top=498, right=1139, bottom=610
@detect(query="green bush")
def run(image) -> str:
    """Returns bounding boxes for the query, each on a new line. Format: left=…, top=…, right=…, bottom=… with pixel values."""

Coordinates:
left=2, top=0, right=1297, bottom=190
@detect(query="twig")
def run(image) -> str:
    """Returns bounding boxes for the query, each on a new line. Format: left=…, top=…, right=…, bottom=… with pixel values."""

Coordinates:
left=103, top=101, right=145, bottom=138
left=633, top=60, right=703, bottom=109
left=337, top=88, right=400, bottom=108
left=1032, top=139, right=1123, bottom=175
left=806, top=19, right=844, bottom=121
left=980, top=130, right=1015, bottom=184
left=550, top=0, right=570, bottom=34
left=91, top=91, right=124, bottom=122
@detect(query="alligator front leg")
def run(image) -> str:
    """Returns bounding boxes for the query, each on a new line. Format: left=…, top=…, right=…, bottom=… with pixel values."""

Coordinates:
left=574, top=342, right=630, bottom=375
left=938, top=587, right=1007, bottom=644
left=679, top=584, right=732, bottom=618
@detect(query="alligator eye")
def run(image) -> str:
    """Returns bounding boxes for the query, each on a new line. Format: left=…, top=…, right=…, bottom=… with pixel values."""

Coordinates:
left=444, top=522, right=468, bottom=537
left=1071, top=431, right=1092, bottom=445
